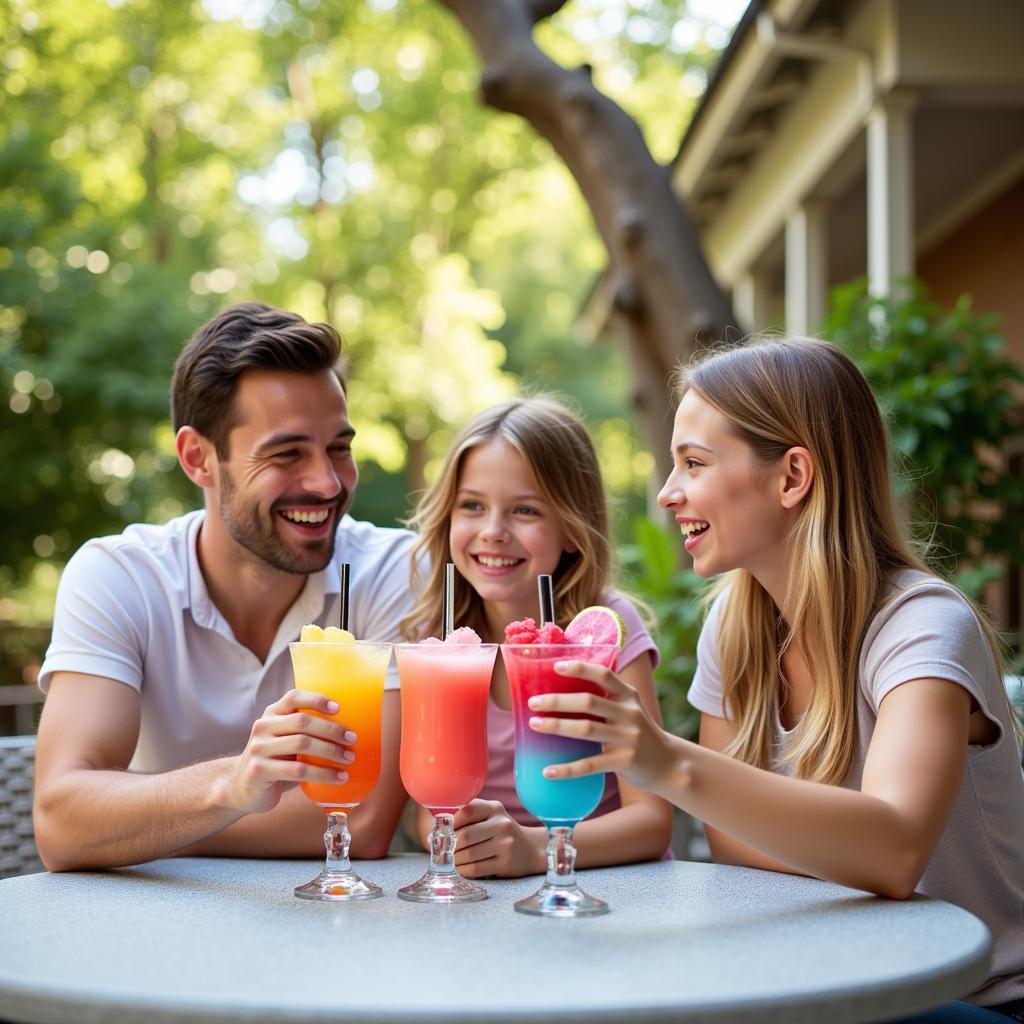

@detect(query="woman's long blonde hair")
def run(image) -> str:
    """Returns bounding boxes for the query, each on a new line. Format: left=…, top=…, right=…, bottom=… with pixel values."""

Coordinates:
left=681, top=337, right=1010, bottom=783
left=401, top=396, right=613, bottom=641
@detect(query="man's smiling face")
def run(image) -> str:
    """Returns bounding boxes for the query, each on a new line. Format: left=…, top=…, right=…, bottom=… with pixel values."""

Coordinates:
left=213, top=368, right=357, bottom=575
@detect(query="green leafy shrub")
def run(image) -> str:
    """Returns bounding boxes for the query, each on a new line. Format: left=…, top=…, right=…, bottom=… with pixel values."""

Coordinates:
left=623, top=280, right=1024, bottom=734
left=825, top=280, right=1024, bottom=601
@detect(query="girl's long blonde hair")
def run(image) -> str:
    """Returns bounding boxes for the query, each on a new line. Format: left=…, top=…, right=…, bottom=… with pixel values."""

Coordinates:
left=401, top=396, right=613, bottom=641
left=680, top=337, right=1010, bottom=783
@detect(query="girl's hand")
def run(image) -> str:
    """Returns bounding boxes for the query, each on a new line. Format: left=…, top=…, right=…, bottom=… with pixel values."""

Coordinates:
left=452, top=799, right=547, bottom=878
left=528, top=661, right=680, bottom=795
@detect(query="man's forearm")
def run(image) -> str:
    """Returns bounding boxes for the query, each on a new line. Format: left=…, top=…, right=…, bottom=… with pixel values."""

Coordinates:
left=182, top=786, right=407, bottom=861
left=180, top=786, right=327, bottom=858
left=35, top=678, right=373, bottom=871
left=35, top=758, right=246, bottom=871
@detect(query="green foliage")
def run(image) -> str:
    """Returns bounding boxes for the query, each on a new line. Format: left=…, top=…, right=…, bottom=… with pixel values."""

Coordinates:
left=620, top=517, right=706, bottom=739
left=0, top=0, right=279, bottom=590
left=0, top=0, right=723, bottom=573
left=0, top=0, right=740, bottom=697
left=622, top=280, right=1024, bottom=736
left=825, top=280, right=1024, bottom=600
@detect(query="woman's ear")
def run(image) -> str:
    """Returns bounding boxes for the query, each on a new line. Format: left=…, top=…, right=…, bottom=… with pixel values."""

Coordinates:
left=176, top=426, right=217, bottom=489
left=780, top=446, right=814, bottom=509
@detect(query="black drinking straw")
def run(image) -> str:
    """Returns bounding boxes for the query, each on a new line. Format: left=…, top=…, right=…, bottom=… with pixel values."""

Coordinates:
left=442, top=562, right=455, bottom=640
left=537, top=574, right=555, bottom=627
left=339, top=563, right=350, bottom=632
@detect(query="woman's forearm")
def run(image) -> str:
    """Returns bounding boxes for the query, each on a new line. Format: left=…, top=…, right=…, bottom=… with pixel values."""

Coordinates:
left=655, top=738, right=923, bottom=898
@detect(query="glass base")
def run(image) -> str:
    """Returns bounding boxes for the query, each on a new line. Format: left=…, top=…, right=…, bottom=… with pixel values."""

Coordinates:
left=293, top=868, right=383, bottom=902
left=514, top=880, right=609, bottom=917
left=397, top=870, right=488, bottom=904
left=398, top=810, right=488, bottom=903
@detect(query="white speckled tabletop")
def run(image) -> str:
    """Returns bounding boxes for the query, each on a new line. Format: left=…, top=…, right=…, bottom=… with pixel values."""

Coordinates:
left=0, top=855, right=990, bottom=1024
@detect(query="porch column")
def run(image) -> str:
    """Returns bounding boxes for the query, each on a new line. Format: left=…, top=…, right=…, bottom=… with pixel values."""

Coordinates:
left=866, top=92, right=917, bottom=298
left=785, top=201, right=827, bottom=335
left=733, top=266, right=775, bottom=335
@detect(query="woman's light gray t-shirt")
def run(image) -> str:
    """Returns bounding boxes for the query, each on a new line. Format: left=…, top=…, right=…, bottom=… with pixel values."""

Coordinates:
left=688, top=570, right=1024, bottom=1006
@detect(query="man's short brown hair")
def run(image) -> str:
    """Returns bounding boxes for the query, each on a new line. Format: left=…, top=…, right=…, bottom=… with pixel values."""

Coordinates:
left=171, top=302, right=346, bottom=457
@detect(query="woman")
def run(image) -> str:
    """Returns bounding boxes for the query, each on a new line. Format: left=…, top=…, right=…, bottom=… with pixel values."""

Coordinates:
left=528, top=338, right=1024, bottom=1021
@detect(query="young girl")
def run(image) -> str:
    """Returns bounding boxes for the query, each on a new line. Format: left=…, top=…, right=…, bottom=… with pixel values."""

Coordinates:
left=529, top=339, right=1024, bottom=1022
left=402, top=396, right=673, bottom=878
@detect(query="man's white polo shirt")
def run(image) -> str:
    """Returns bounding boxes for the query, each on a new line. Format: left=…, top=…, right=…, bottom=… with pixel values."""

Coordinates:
left=39, top=510, right=417, bottom=774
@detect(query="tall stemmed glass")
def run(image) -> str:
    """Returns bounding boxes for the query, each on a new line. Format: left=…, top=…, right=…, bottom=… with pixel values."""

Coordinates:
left=289, top=638, right=392, bottom=901
left=502, top=641, right=619, bottom=917
left=396, top=639, right=498, bottom=903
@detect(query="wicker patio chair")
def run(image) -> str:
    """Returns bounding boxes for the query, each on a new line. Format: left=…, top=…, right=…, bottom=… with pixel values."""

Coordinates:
left=0, top=734, right=43, bottom=878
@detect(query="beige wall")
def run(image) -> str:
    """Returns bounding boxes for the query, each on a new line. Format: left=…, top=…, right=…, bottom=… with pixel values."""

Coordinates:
left=918, top=176, right=1024, bottom=367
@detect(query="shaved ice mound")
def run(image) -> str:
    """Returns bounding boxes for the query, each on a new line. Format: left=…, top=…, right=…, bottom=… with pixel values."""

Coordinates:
left=416, top=627, right=483, bottom=646
left=445, top=626, right=482, bottom=645
left=504, top=618, right=540, bottom=644
left=536, top=623, right=567, bottom=644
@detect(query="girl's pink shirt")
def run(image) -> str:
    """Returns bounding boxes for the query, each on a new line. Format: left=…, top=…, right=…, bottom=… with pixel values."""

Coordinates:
left=480, top=592, right=659, bottom=826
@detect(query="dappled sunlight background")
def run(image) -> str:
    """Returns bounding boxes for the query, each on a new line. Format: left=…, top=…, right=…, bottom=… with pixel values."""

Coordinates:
left=0, top=0, right=743, bottom=686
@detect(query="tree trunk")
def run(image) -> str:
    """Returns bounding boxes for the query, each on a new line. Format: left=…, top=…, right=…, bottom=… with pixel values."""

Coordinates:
left=437, top=0, right=739, bottom=484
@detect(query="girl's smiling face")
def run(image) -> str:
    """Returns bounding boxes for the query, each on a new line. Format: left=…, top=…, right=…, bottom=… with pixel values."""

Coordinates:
left=449, top=438, right=574, bottom=622
left=657, top=389, right=797, bottom=585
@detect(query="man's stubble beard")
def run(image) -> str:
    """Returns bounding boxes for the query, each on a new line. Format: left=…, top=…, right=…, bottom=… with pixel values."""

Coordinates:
left=218, top=468, right=348, bottom=576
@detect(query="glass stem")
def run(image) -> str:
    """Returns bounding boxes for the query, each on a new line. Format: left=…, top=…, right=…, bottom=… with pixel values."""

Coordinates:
left=429, top=813, right=458, bottom=876
left=323, top=811, right=352, bottom=874
left=546, top=826, right=578, bottom=888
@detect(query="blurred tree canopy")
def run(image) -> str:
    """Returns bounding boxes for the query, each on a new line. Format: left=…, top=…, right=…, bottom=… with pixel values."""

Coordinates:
left=0, top=0, right=735, bottom=653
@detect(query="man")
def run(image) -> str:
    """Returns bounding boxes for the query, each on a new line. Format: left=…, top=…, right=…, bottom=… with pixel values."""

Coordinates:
left=34, top=302, right=413, bottom=870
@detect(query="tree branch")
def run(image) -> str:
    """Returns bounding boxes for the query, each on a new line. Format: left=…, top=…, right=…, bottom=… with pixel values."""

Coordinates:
left=437, top=0, right=739, bottom=474
left=525, top=0, right=569, bottom=24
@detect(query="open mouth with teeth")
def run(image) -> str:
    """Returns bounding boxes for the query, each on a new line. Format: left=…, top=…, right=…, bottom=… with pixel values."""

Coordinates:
left=472, top=553, right=526, bottom=570
left=680, top=520, right=710, bottom=540
left=278, top=507, right=334, bottom=534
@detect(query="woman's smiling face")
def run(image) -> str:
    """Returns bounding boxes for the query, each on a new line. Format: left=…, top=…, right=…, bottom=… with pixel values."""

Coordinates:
left=656, top=389, right=794, bottom=581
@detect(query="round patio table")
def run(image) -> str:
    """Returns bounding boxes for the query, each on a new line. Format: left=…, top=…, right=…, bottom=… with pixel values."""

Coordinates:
left=0, top=856, right=991, bottom=1024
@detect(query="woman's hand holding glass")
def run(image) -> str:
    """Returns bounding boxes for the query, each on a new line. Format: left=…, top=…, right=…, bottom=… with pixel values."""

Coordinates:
left=527, top=660, right=682, bottom=796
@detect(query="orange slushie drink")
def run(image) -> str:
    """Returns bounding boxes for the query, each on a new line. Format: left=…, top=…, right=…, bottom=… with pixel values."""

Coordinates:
left=290, top=627, right=390, bottom=809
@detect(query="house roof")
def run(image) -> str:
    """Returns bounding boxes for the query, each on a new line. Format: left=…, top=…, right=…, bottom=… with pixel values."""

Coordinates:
left=670, top=0, right=764, bottom=169
left=669, top=0, right=1024, bottom=288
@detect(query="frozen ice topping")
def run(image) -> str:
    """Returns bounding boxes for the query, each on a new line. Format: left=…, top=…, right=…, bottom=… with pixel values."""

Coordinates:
left=537, top=623, right=567, bottom=644
left=417, top=626, right=483, bottom=645
left=504, top=618, right=540, bottom=644
left=300, top=624, right=356, bottom=643
left=504, top=608, right=623, bottom=647
left=445, top=626, right=483, bottom=645
left=503, top=619, right=566, bottom=644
